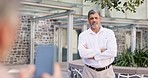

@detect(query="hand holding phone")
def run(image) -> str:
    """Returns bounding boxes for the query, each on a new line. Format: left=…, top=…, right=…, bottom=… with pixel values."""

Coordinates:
left=34, top=44, right=55, bottom=78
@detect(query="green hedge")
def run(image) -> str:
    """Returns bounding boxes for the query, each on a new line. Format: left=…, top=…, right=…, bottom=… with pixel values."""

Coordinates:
left=114, top=48, right=148, bottom=67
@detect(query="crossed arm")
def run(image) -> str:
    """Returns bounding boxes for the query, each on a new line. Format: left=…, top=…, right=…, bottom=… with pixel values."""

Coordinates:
left=78, top=31, right=117, bottom=60
left=83, top=44, right=107, bottom=59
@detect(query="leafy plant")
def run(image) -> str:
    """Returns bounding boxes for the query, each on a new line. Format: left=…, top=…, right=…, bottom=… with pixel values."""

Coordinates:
left=84, top=0, right=145, bottom=13
left=114, top=48, right=148, bottom=67
left=134, top=48, right=148, bottom=67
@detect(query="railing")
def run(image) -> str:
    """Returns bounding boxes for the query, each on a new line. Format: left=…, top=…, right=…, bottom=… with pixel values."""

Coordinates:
left=68, top=60, right=148, bottom=78
left=113, top=66, right=148, bottom=78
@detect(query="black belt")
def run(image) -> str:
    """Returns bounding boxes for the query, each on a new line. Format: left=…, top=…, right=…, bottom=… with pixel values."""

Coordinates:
left=85, top=63, right=112, bottom=71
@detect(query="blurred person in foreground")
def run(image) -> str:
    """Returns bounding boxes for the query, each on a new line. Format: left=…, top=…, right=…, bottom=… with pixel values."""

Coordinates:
left=78, top=9, right=117, bottom=78
left=0, top=0, right=62, bottom=78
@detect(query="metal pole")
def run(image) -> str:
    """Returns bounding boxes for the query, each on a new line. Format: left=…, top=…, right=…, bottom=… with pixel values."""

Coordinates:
left=30, top=19, right=35, bottom=64
left=53, top=25, right=56, bottom=62
left=131, top=25, right=136, bottom=52
left=21, top=1, right=71, bottom=10
left=58, top=27, right=63, bottom=63
left=82, top=24, right=87, bottom=32
left=67, top=14, right=73, bottom=62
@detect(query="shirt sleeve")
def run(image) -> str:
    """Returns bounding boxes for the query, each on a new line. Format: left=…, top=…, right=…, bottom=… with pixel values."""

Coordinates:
left=78, top=33, right=101, bottom=59
left=94, top=30, right=117, bottom=60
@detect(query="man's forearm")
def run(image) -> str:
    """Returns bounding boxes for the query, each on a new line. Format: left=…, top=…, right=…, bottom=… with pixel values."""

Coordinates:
left=87, top=48, right=107, bottom=59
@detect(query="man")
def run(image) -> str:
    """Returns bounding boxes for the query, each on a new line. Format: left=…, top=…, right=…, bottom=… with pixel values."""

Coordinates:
left=0, top=0, right=62, bottom=78
left=78, top=9, right=117, bottom=78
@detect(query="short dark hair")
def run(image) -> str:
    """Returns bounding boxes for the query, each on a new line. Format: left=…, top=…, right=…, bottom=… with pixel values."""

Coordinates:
left=88, top=9, right=102, bottom=18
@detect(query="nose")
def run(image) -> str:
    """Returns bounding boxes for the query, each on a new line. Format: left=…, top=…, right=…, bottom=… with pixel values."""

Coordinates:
left=92, top=18, right=97, bottom=23
left=92, top=18, right=97, bottom=22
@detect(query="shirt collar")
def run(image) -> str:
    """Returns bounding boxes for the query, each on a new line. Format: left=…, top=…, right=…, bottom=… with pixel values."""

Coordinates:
left=88, top=26, right=104, bottom=35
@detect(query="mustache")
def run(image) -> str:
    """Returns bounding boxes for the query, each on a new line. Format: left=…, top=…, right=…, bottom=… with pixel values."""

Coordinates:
left=91, top=23, right=98, bottom=26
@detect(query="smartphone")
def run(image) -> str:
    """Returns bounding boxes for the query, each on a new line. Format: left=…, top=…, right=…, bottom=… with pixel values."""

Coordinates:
left=34, top=44, right=55, bottom=78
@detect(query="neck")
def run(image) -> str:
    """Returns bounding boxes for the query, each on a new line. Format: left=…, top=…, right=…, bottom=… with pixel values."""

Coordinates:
left=91, top=26, right=101, bottom=33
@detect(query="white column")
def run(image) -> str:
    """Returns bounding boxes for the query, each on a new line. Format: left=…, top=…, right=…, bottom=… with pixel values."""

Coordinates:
left=30, top=20, right=35, bottom=64
left=53, top=25, right=56, bottom=61
left=58, top=27, right=63, bottom=63
left=67, top=14, right=73, bottom=62
left=131, top=26, right=136, bottom=52
left=82, top=24, right=87, bottom=32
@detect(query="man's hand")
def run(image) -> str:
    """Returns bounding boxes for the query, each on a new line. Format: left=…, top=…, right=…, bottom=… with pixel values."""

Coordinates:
left=88, top=57, right=94, bottom=59
left=100, top=48, right=107, bottom=53
left=83, top=44, right=88, bottom=49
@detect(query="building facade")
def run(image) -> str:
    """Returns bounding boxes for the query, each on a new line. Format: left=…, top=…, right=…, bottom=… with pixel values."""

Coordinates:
left=3, top=0, right=148, bottom=64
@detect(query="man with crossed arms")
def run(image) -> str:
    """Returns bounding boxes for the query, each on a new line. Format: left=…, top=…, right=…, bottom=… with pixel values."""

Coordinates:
left=78, top=9, right=117, bottom=78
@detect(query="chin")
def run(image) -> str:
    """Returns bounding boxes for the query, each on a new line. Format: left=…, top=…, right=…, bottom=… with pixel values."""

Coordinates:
left=92, top=25, right=99, bottom=29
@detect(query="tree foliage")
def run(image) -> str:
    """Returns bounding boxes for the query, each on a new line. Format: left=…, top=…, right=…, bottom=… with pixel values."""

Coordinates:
left=84, top=0, right=145, bottom=13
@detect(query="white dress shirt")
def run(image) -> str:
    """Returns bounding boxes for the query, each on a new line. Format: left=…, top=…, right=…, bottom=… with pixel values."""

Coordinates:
left=78, top=26, right=117, bottom=68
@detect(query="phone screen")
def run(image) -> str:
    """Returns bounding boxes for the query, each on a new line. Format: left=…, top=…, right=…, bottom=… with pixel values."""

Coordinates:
left=34, top=44, right=55, bottom=78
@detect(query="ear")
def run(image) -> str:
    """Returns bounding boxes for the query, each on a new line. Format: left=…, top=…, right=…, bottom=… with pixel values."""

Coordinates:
left=99, top=16, right=102, bottom=21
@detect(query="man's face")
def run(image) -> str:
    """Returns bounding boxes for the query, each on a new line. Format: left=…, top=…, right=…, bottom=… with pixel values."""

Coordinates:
left=88, top=13, right=102, bottom=29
